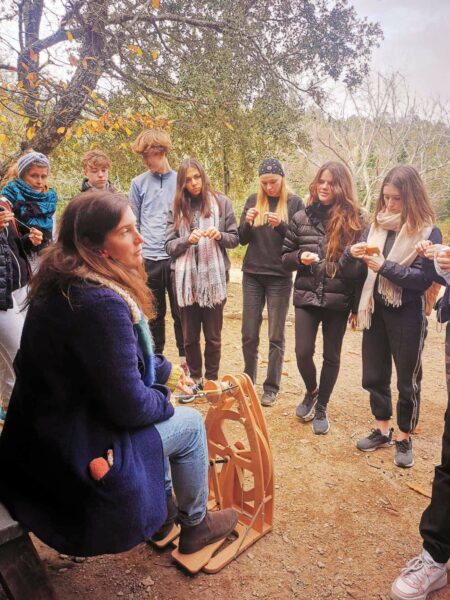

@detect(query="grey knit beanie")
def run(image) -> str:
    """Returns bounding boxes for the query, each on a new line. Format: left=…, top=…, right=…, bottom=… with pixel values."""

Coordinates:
left=17, top=152, right=50, bottom=177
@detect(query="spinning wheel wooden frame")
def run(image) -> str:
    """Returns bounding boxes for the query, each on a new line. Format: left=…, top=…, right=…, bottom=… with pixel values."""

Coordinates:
left=155, top=373, right=274, bottom=574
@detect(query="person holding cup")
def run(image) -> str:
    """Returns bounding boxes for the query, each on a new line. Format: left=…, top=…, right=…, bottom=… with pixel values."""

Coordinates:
left=344, top=165, right=441, bottom=468
left=165, top=158, right=238, bottom=396
left=239, top=158, right=303, bottom=407
left=282, top=162, right=365, bottom=434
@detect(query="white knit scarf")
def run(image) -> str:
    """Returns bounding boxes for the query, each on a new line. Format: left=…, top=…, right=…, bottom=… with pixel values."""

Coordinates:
left=357, top=211, right=432, bottom=329
left=175, top=195, right=227, bottom=308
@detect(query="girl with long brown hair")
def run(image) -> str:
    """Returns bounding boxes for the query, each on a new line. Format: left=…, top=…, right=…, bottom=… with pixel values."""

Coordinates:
left=344, top=165, right=441, bottom=468
left=165, top=159, right=238, bottom=396
left=0, top=189, right=238, bottom=557
left=282, top=161, right=365, bottom=434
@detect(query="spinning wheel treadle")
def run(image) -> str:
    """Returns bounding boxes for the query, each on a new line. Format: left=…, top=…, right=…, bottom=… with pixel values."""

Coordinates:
left=154, top=373, right=274, bottom=574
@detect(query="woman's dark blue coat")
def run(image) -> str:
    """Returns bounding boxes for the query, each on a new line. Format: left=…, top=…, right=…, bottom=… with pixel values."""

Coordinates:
left=0, top=285, right=174, bottom=556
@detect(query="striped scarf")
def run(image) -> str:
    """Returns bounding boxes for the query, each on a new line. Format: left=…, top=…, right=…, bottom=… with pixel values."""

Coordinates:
left=175, top=195, right=227, bottom=308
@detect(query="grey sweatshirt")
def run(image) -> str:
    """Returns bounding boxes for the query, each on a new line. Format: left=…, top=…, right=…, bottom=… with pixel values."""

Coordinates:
left=129, top=170, right=177, bottom=261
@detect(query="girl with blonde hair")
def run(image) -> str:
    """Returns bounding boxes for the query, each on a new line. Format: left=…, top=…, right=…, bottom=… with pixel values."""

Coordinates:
left=239, top=157, right=303, bottom=406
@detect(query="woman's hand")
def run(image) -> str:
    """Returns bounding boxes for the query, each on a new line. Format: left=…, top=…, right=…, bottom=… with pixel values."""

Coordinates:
left=436, top=248, right=450, bottom=273
left=176, top=373, right=195, bottom=396
left=363, top=254, right=385, bottom=272
left=415, top=239, right=433, bottom=258
left=188, top=229, right=203, bottom=245
left=245, top=207, right=259, bottom=224
left=0, top=208, right=14, bottom=230
left=205, top=226, right=222, bottom=241
left=348, top=313, right=358, bottom=330
left=29, top=227, right=43, bottom=246
left=300, top=251, right=320, bottom=266
left=350, top=242, right=368, bottom=258
left=266, top=212, right=281, bottom=228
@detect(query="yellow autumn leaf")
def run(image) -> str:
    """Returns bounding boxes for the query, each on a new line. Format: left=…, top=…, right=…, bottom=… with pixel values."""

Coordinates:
left=224, top=122, right=234, bottom=131
left=67, top=31, right=74, bottom=42
left=128, top=44, right=143, bottom=56
left=124, top=126, right=132, bottom=136
left=26, top=126, right=36, bottom=140
left=151, top=50, right=159, bottom=60
left=151, top=0, right=160, bottom=8
left=57, top=127, right=66, bottom=134
left=0, top=115, right=7, bottom=123
left=0, top=133, right=7, bottom=143
left=76, top=127, right=83, bottom=138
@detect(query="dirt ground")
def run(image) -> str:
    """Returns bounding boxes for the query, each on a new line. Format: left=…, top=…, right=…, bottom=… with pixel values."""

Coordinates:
left=10, top=281, right=450, bottom=600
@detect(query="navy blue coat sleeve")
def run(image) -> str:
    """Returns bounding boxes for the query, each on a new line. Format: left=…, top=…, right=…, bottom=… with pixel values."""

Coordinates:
left=378, top=227, right=443, bottom=291
left=70, top=292, right=174, bottom=429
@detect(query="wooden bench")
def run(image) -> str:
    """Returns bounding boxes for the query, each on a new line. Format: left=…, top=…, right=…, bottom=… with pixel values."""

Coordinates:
left=0, top=503, right=57, bottom=599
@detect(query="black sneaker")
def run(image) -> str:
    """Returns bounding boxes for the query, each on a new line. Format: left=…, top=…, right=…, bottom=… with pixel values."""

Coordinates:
left=312, top=404, right=330, bottom=435
left=295, top=390, right=318, bottom=421
left=394, top=438, right=414, bottom=468
left=261, top=391, right=277, bottom=407
left=356, top=428, right=394, bottom=452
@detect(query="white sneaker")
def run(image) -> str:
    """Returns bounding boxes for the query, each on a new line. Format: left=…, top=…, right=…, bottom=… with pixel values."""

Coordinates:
left=390, top=550, right=448, bottom=600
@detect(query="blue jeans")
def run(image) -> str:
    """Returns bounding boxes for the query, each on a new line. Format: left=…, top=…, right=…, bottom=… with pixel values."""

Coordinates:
left=154, top=407, right=208, bottom=526
left=242, top=273, right=292, bottom=394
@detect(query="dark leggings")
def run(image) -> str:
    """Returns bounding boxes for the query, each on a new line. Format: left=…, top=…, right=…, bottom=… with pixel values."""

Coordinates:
left=295, top=306, right=349, bottom=407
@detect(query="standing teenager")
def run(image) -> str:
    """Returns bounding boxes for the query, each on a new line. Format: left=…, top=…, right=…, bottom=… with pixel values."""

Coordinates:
left=282, top=162, right=364, bottom=434
left=0, top=199, right=42, bottom=424
left=165, top=159, right=238, bottom=393
left=344, top=165, right=441, bottom=468
left=239, top=158, right=303, bottom=407
left=1, top=151, right=56, bottom=272
left=390, top=245, right=450, bottom=600
left=130, top=129, right=185, bottom=367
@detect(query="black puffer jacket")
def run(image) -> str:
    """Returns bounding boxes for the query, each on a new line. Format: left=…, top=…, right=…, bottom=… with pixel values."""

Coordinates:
left=281, top=204, right=364, bottom=312
left=0, top=200, right=31, bottom=310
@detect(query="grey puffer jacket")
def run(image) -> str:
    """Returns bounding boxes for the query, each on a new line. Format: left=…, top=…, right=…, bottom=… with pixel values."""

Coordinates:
left=281, top=203, right=364, bottom=312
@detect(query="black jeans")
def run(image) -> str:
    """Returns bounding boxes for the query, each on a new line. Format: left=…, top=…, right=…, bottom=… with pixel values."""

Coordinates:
left=178, top=301, right=225, bottom=380
left=362, top=299, right=427, bottom=433
left=420, top=322, right=450, bottom=563
left=241, top=273, right=292, bottom=394
left=295, top=306, right=349, bottom=407
left=144, top=258, right=184, bottom=356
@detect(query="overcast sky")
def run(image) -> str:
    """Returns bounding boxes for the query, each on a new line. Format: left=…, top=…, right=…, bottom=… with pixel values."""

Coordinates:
left=351, top=0, right=450, bottom=102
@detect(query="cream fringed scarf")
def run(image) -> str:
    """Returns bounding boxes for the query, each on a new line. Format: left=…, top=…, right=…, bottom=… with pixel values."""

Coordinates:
left=357, top=211, right=432, bottom=329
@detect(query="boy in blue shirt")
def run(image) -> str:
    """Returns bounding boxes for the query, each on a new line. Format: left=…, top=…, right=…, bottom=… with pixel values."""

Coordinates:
left=130, top=129, right=186, bottom=369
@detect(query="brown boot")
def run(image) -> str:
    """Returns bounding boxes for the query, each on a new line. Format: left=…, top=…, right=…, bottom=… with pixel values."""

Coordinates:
left=178, top=508, right=238, bottom=554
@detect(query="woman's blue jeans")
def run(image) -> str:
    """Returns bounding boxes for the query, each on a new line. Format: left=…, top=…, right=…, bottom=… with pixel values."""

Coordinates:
left=154, top=407, right=208, bottom=526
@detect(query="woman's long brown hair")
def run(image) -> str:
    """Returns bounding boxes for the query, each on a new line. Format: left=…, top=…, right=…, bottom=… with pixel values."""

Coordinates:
left=28, top=190, right=155, bottom=319
left=308, top=161, right=364, bottom=266
left=374, top=165, right=435, bottom=233
left=172, top=158, right=219, bottom=229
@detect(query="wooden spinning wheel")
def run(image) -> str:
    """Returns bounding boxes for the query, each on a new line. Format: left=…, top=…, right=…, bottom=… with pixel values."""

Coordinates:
left=155, top=373, right=274, bottom=574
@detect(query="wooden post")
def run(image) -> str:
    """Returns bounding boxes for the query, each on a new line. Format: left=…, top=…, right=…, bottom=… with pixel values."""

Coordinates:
left=0, top=534, right=57, bottom=600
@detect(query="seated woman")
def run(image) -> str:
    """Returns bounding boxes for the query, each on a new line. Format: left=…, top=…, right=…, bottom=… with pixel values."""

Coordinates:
left=0, top=190, right=237, bottom=557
